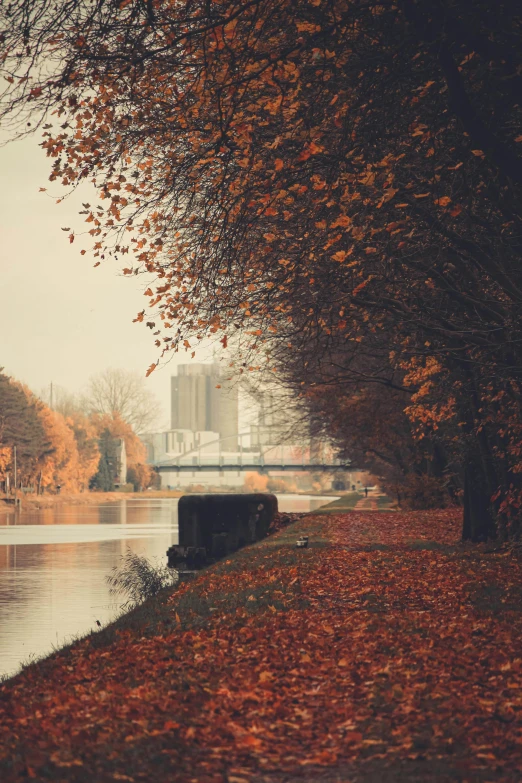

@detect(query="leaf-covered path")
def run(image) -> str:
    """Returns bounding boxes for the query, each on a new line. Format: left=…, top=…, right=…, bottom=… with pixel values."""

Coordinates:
left=1, top=510, right=521, bottom=782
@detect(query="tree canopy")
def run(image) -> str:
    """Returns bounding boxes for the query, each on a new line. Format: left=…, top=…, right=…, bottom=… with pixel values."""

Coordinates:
left=84, top=368, right=161, bottom=433
left=2, top=0, right=522, bottom=537
left=0, top=369, right=152, bottom=493
left=0, top=370, right=52, bottom=483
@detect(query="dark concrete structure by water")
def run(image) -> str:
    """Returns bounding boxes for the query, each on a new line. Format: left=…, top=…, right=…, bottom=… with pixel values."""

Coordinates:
left=167, top=493, right=278, bottom=567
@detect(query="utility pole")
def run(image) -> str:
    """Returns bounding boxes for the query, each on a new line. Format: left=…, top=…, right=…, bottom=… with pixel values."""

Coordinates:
left=13, top=445, right=17, bottom=509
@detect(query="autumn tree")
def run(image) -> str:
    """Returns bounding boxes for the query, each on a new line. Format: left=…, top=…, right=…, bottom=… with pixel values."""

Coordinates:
left=67, top=413, right=100, bottom=490
left=2, top=1, right=522, bottom=538
left=84, top=368, right=161, bottom=433
left=92, top=413, right=153, bottom=490
left=267, top=310, right=456, bottom=506
left=0, top=369, right=105, bottom=493
left=90, top=428, right=117, bottom=492
left=38, top=384, right=83, bottom=419
left=36, top=404, right=81, bottom=492
left=0, top=370, right=53, bottom=488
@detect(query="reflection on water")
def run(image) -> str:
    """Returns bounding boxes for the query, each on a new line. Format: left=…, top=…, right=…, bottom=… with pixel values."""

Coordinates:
left=0, top=494, right=335, bottom=679
left=277, top=494, right=337, bottom=514
left=0, top=499, right=178, bottom=680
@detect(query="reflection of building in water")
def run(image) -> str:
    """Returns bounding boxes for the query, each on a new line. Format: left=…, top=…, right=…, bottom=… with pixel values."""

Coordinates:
left=171, top=364, right=238, bottom=450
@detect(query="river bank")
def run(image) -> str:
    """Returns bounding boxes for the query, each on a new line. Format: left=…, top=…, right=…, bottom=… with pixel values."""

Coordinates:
left=0, top=489, right=184, bottom=514
left=0, top=488, right=348, bottom=515
left=1, top=508, right=521, bottom=782
left=0, top=494, right=336, bottom=680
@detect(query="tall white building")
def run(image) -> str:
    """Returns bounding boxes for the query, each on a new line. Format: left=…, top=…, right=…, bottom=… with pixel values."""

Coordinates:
left=170, top=363, right=239, bottom=449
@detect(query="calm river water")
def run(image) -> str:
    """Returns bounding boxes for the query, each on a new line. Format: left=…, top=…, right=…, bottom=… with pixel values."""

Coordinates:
left=0, top=494, right=334, bottom=679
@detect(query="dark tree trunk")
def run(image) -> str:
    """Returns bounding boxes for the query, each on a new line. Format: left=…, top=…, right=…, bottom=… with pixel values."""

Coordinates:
left=462, top=461, right=496, bottom=542
left=431, top=443, right=446, bottom=478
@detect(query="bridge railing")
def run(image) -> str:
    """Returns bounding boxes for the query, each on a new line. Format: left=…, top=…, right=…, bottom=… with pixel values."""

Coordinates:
left=150, top=430, right=349, bottom=471
left=159, top=456, right=337, bottom=467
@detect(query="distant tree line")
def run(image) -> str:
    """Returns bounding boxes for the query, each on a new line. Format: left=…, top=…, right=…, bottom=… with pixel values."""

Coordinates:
left=0, top=369, right=155, bottom=494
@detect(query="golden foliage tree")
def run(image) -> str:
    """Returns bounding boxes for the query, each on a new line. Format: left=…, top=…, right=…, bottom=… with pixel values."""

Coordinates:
left=67, top=412, right=101, bottom=491
left=92, top=413, right=153, bottom=490
left=36, top=405, right=80, bottom=492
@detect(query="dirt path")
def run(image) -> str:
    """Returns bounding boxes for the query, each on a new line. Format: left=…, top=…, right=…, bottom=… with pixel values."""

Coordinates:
left=354, top=494, right=378, bottom=510
left=0, top=509, right=521, bottom=782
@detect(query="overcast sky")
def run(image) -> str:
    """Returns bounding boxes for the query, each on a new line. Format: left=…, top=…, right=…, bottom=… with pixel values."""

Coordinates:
left=0, top=133, right=213, bottom=427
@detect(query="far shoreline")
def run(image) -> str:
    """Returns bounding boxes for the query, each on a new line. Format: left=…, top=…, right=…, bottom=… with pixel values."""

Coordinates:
left=0, top=487, right=347, bottom=516
left=0, top=489, right=183, bottom=514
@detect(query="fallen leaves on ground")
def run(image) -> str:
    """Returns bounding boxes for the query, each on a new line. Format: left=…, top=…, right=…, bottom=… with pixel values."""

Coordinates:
left=1, top=509, right=521, bottom=782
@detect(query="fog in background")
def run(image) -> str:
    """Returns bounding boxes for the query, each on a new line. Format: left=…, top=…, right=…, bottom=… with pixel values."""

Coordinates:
left=0, top=133, right=212, bottom=426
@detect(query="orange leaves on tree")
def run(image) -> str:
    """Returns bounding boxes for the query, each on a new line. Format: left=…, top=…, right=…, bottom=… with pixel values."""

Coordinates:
left=6, top=0, right=522, bottom=536
left=298, top=141, right=323, bottom=161
left=331, top=214, right=351, bottom=228
left=332, top=249, right=351, bottom=263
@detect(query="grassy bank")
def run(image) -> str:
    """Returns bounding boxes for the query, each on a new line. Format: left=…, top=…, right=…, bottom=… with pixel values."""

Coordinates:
left=1, top=509, right=521, bottom=781
left=314, top=491, right=394, bottom=512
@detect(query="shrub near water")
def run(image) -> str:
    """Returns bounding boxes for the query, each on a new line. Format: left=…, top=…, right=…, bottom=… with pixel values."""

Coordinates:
left=106, top=549, right=177, bottom=608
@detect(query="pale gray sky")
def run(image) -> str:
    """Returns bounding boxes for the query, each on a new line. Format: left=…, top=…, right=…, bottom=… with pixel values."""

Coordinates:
left=0, top=133, right=210, bottom=426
